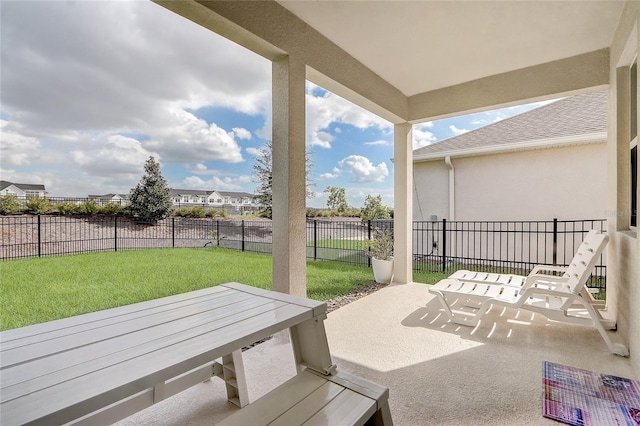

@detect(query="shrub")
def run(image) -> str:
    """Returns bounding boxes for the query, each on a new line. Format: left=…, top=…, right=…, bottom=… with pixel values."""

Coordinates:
left=173, top=206, right=207, bottom=218
left=343, top=208, right=362, bottom=218
left=77, top=200, right=99, bottom=215
left=188, top=206, right=206, bottom=218
left=0, top=196, right=23, bottom=215
left=205, top=209, right=223, bottom=218
left=172, top=207, right=189, bottom=217
left=98, top=202, right=127, bottom=216
left=55, top=202, right=80, bottom=216
left=366, top=227, right=394, bottom=261
left=24, top=197, right=55, bottom=215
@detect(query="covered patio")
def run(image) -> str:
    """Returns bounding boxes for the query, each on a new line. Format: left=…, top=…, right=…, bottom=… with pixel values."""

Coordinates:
left=143, top=1, right=639, bottom=423
left=117, top=283, right=637, bottom=425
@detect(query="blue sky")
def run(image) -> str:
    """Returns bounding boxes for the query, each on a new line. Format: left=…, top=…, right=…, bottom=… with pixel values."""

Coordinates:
left=0, top=1, right=550, bottom=209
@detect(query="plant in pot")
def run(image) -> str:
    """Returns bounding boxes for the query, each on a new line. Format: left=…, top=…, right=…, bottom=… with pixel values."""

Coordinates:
left=367, top=227, right=394, bottom=284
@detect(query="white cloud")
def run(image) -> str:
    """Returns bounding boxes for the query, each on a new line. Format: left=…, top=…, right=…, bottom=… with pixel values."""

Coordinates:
left=71, top=135, right=153, bottom=177
left=413, top=122, right=437, bottom=149
left=449, top=125, right=469, bottom=136
left=193, top=163, right=208, bottom=172
left=364, top=140, right=390, bottom=146
left=0, top=120, right=42, bottom=166
left=319, top=167, right=341, bottom=179
left=144, top=108, right=244, bottom=163
left=306, top=82, right=391, bottom=148
left=338, top=155, right=388, bottom=183
left=180, top=174, right=252, bottom=191
left=0, top=1, right=268, bottom=196
left=245, top=147, right=262, bottom=156
left=1, top=2, right=271, bottom=137
left=232, top=127, right=252, bottom=140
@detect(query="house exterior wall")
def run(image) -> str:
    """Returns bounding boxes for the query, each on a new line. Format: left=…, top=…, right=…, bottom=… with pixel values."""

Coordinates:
left=0, top=185, right=25, bottom=197
left=608, top=0, right=640, bottom=376
left=413, top=142, right=607, bottom=221
left=413, top=160, right=449, bottom=221
left=0, top=184, right=46, bottom=198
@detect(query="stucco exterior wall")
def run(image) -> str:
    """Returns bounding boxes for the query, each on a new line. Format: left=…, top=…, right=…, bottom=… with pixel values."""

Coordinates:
left=413, top=142, right=607, bottom=221
left=608, top=0, right=640, bottom=376
left=413, top=160, right=449, bottom=221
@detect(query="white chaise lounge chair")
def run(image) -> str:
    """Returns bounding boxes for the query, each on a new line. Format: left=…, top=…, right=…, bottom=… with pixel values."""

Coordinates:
left=429, top=230, right=629, bottom=356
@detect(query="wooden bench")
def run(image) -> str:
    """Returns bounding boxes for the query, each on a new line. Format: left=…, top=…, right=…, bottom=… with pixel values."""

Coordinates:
left=1, top=283, right=337, bottom=425
left=219, top=368, right=392, bottom=426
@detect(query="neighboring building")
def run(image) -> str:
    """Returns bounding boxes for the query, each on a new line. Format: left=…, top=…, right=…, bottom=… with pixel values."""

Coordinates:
left=412, top=91, right=608, bottom=221
left=169, top=188, right=261, bottom=214
left=0, top=181, right=46, bottom=198
left=88, top=194, right=129, bottom=205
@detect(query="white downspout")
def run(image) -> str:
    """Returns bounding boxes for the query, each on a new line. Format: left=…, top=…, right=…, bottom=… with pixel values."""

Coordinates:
left=445, top=156, right=455, bottom=220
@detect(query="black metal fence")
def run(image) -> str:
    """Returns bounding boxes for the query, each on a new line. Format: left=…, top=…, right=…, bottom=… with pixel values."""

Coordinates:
left=413, top=218, right=607, bottom=289
left=0, top=215, right=607, bottom=290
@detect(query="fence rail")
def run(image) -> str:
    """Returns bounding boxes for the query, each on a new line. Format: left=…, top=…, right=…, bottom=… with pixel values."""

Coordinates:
left=0, top=215, right=607, bottom=290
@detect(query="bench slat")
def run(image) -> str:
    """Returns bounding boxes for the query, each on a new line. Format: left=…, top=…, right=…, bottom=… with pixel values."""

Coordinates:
left=1, top=290, right=248, bottom=352
left=0, top=286, right=232, bottom=342
left=270, top=382, right=345, bottom=426
left=219, top=369, right=389, bottom=426
left=304, top=388, right=377, bottom=426
left=2, top=293, right=262, bottom=367
left=2, top=299, right=285, bottom=388
left=219, top=370, right=329, bottom=425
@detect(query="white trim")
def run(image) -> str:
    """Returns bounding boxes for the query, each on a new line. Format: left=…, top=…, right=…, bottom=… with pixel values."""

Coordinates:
left=413, top=131, right=607, bottom=162
left=444, top=156, right=455, bottom=220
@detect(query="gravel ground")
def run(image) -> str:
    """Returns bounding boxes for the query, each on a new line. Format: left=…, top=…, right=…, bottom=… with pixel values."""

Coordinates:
left=325, top=281, right=388, bottom=313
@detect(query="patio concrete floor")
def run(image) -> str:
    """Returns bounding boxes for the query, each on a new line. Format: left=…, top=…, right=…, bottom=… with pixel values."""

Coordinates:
left=116, top=282, right=637, bottom=425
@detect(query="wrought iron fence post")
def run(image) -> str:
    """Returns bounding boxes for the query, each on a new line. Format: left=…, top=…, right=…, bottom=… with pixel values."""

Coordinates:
left=442, top=218, right=447, bottom=274
left=552, top=218, right=558, bottom=265
left=367, top=220, right=372, bottom=267
left=172, top=217, right=175, bottom=248
left=37, top=214, right=42, bottom=257
left=216, top=220, right=220, bottom=247
left=313, top=220, right=318, bottom=260
left=241, top=220, right=245, bottom=252
left=114, top=215, right=118, bottom=252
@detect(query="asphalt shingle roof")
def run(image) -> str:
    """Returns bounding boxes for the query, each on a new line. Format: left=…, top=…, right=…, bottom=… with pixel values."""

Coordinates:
left=413, top=90, right=607, bottom=157
left=0, top=181, right=46, bottom=191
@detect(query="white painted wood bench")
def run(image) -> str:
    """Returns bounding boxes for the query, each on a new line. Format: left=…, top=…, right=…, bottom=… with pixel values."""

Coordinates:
left=0, top=283, right=337, bottom=425
left=219, top=368, right=393, bottom=426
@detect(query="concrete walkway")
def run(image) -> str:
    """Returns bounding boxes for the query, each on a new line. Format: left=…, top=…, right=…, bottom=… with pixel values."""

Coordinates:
left=117, top=282, right=636, bottom=425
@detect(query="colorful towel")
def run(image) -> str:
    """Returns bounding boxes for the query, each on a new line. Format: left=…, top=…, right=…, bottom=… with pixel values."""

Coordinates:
left=543, top=361, right=640, bottom=425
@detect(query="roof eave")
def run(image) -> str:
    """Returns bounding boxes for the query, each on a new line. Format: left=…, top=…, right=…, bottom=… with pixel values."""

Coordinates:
left=412, top=131, right=607, bottom=162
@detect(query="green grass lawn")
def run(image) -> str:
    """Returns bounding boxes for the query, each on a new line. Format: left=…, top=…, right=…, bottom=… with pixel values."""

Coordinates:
left=0, top=247, right=441, bottom=330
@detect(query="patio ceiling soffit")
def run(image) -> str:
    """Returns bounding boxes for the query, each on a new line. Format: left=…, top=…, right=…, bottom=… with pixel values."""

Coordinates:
left=155, top=0, right=610, bottom=126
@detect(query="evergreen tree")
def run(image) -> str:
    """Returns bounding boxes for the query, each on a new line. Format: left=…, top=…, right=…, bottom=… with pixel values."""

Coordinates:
left=128, top=156, right=173, bottom=223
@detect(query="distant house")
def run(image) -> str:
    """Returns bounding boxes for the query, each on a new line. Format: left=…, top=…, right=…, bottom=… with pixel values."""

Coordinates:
left=169, top=189, right=261, bottom=214
left=412, top=91, right=607, bottom=221
left=0, top=181, right=46, bottom=199
left=87, top=194, right=129, bottom=205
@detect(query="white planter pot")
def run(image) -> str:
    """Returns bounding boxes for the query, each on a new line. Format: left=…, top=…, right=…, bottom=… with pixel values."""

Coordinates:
left=371, top=257, right=394, bottom=284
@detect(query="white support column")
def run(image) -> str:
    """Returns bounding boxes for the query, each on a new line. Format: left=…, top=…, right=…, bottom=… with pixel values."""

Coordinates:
left=394, top=123, right=413, bottom=284
left=272, top=56, right=307, bottom=297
